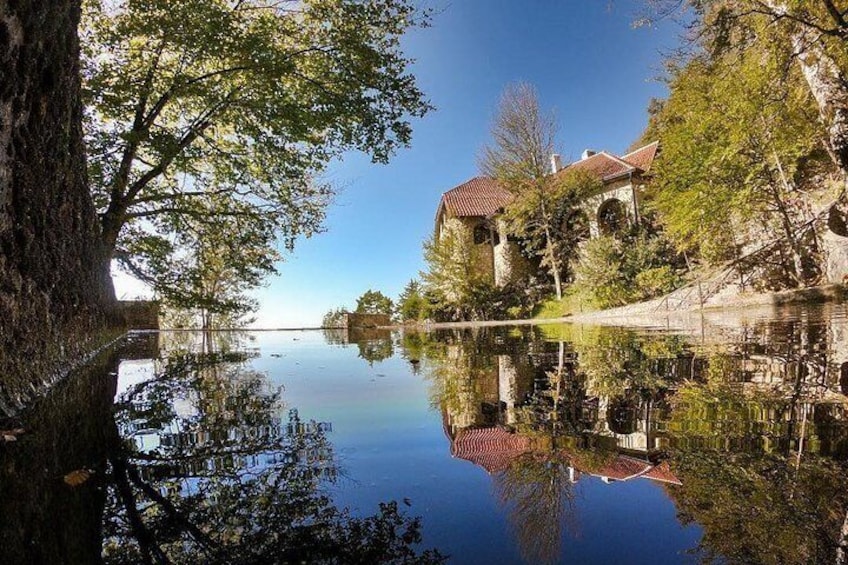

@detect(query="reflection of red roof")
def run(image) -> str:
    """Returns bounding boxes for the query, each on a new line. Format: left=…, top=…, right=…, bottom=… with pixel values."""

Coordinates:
left=622, top=141, right=660, bottom=172
left=641, top=461, right=682, bottom=485
left=451, top=426, right=531, bottom=474
left=438, top=176, right=512, bottom=218
left=589, top=456, right=652, bottom=481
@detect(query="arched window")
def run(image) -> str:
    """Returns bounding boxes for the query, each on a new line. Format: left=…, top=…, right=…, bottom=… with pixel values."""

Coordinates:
left=598, top=199, right=628, bottom=236
left=473, top=223, right=498, bottom=245
left=606, top=396, right=638, bottom=435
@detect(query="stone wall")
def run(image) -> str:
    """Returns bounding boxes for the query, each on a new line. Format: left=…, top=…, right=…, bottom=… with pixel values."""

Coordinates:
left=580, top=178, right=639, bottom=238
left=341, top=313, right=392, bottom=328
left=0, top=2, right=115, bottom=411
left=117, top=300, right=160, bottom=330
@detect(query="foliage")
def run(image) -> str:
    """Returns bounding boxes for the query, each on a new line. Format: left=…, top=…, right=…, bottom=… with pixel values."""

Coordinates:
left=396, top=279, right=430, bottom=322
left=421, top=225, right=496, bottom=321
left=322, top=307, right=349, bottom=328
left=641, top=1, right=848, bottom=178
left=128, top=196, right=278, bottom=328
left=637, top=0, right=848, bottom=289
left=102, top=345, right=445, bottom=564
left=355, top=289, right=394, bottom=316
left=81, top=0, right=432, bottom=300
left=669, top=449, right=848, bottom=565
left=356, top=334, right=395, bottom=365
left=573, top=231, right=682, bottom=308
left=646, top=44, right=828, bottom=272
left=494, top=453, right=575, bottom=565
left=481, top=83, right=598, bottom=299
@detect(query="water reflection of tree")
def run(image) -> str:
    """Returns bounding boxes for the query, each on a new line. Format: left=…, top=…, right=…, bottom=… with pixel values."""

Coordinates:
left=102, top=341, right=444, bottom=564
left=405, top=319, right=848, bottom=564
left=670, top=450, right=848, bottom=564
left=494, top=453, right=576, bottom=564
left=321, top=328, right=395, bottom=365
left=663, top=317, right=848, bottom=565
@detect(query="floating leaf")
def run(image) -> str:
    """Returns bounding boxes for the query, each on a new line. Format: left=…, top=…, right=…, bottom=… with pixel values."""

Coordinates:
left=63, top=469, right=93, bottom=487
left=0, top=428, right=24, bottom=442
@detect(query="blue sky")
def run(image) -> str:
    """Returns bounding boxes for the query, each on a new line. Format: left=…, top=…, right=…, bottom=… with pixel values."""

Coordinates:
left=116, top=0, right=682, bottom=328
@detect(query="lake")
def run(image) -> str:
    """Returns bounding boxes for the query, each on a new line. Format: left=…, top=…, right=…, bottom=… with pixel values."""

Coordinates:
left=2, top=303, right=848, bottom=564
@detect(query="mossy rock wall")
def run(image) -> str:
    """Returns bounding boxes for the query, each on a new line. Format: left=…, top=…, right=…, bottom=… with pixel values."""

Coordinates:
left=0, top=2, right=116, bottom=413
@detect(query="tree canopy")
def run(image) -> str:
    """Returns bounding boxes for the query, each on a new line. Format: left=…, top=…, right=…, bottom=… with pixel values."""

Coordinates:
left=355, top=289, right=394, bottom=316
left=81, top=0, right=432, bottom=302
left=396, top=279, right=430, bottom=322
left=481, top=83, right=597, bottom=299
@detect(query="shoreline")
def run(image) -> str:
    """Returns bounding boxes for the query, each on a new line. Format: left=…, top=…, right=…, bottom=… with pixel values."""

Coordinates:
left=384, top=283, right=848, bottom=331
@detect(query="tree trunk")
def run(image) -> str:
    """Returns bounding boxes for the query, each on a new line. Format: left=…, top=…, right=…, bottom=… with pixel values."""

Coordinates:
left=544, top=227, right=563, bottom=300
left=0, top=0, right=115, bottom=405
left=838, top=505, right=848, bottom=565
left=765, top=1, right=848, bottom=181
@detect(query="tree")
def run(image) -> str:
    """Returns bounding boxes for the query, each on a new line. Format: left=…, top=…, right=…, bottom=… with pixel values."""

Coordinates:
left=642, top=1, right=848, bottom=184
left=127, top=195, right=279, bottom=329
left=396, top=279, right=430, bottom=322
left=101, top=345, right=445, bottom=563
left=574, top=232, right=681, bottom=308
left=481, top=83, right=596, bottom=299
left=642, top=15, right=834, bottom=282
left=80, top=0, right=432, bottom=297
left=322, top=307, right=349, bottom=328
left=421, top=227, right=494, bottom=321
left=355, top=289, right=394, bottom=316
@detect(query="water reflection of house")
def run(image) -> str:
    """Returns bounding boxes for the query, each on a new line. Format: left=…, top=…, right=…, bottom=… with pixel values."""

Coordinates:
left=447, top=422, right=681, bottom=486
left=440, top=349, right=681, bottom=485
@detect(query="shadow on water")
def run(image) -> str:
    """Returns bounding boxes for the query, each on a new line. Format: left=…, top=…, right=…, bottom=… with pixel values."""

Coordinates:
left=395, top=306, right=848, bottom=564
left=0, top=331, right=444, bottom=565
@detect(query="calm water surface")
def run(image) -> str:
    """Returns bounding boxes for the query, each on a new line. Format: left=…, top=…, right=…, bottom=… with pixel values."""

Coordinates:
left=2, top=304, right=848, bottom=564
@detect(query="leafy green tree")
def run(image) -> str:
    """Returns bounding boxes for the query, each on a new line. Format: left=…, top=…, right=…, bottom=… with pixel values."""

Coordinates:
left=481, top=83, right=597, bottom=299
left=322, top=307, right=349, bottom=328
left=642, top=1, right=848, bottom=182
left=574, top=232, right=681, bottom=308
left=644, top=40, right=831, bottom=279
left=80, top=0, right=432, bottom=298
left=421, top=228, right=494, bottom=321
left=355, top=289, right=394, bottom=316
left=126, top=196, right=278, bottom=329
left=396, top=279, right=429, bottom=322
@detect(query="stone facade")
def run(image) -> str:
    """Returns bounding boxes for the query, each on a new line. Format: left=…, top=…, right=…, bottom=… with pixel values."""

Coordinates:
left=580, top=177, right=642, bottom=238
left=341, top=312, right=392, bottom=329
left=433, top=143, right=658, bottom=288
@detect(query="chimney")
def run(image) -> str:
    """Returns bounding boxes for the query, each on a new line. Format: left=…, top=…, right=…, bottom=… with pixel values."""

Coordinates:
left=581, top=149, right=596, bottom=160
left=550, top=153, right=563, bottom=174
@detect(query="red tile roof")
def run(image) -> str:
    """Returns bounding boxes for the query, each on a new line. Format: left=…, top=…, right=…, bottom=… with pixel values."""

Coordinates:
left=451, top=426, right=531, bottom=474
left=641, top=461, right=682, bottom=485
left=435, top=142, right=657, bottom=221
left=438, top=176, right=513, bottom=219
left=559, top=151, right=637, bottom=181
left=622, top=141, right=659, bottom=172
left=589, top=455, right=653, bottom=481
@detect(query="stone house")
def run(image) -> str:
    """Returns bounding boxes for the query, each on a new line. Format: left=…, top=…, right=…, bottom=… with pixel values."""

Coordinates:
left=433, top=141, right=659, bottom=287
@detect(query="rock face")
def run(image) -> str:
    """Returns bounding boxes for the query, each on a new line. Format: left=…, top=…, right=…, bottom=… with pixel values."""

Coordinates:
left=823, top=204, right=848, bottom=284
left=0, top=1, right=114, bottom=412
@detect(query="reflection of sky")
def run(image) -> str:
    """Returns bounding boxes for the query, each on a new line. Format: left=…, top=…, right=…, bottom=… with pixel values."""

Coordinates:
left=246, top=330, right=703, bottom=564
left=116, top=359, right=155, bottom=397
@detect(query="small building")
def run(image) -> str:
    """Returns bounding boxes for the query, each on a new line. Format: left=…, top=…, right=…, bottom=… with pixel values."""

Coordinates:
left=433, top=141, right=659, bottom=287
